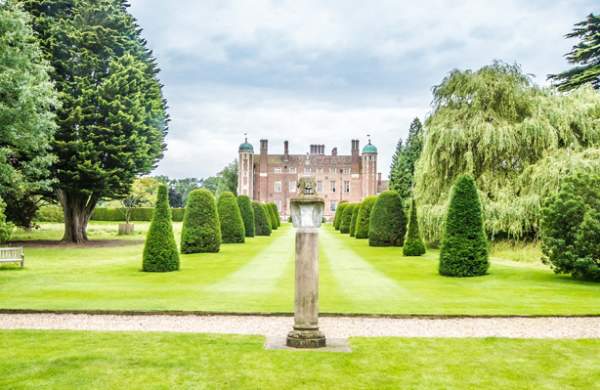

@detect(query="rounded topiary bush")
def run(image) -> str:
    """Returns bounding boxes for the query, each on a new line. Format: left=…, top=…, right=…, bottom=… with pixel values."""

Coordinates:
left=368, top=191, right=406, bottom=246
left=253, top=202, right=272, bottom=236
left=271, top=203, right=281, bottom=227
left=237, top=195, right=255, bottom=237
left=143, top=185, right=179, bottom=272
left=355, top=196, right=377, bottom=239
left=181, top=189, right=221, bottom=253
left=218, top=192, right=245, bottom=243
left=267, top=203, right=279, bottom=230
left=403, top=199, right=426, bottom=256
left=349, top=203, right=360, bottom=237
left=541, top=170, right=600, bottom=282
left=439, top=175, right=489, bottom=277
left=339, top=203, right=356, bottom=234
left=333, top=201, right=348, bottom=230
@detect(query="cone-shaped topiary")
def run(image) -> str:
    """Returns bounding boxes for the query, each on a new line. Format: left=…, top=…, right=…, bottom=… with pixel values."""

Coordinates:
left=439, top=175, right=489, bottom=277
left=217, top=192, right=245, bottom=243
left=267, top=203, right=279, bottom=230
left=237, top=195, right=255, bottom=237
left=355, top=196, right=377, bottom=239
left=143, top=185, right=179, bottom=272
left=368, top=191, right=406, bottom=246
left=253, top=202, right=272, bottom=236
left=403, top=199, right=426, bottom=256
left=333, top=201, right=348, bottom=230
left=262, top=204, right=273, bottom=230
left=340, top=203, right=356, bottom=234
left=181, top=189, right=221, bottom=253
left=349, top=204, right=360, bottom=237
left=271, top=203, right=281, bottom=227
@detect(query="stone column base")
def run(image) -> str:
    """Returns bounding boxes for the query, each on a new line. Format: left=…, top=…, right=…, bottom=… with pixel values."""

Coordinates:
left=286, top=329, right=326, bottom=348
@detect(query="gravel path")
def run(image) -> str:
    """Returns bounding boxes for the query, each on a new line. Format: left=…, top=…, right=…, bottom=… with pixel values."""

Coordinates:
left=0, top=313, right=599, bottom=339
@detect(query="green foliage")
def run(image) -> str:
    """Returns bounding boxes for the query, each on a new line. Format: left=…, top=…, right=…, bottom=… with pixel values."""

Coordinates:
left=548, top=14, right=600, bottom=91
left=369, top=191, right=406, bottom=247
left=340, top=204, right=356, bottom=234
left=181, top=189, right=221, bottom=253
left=0, top=2, right=58, bottom=228
left=333, top=201, right=348, bottom=230
left=415, top=61, right=600, bottom=243
left=266, top=203, right=279, bottom=230
left=142, top=185, right=179, bottom=272
left=0, top=197, right=14, bottom=244
left=389, top=118, right=423, bottom=199
left=217, top=192, right=245, bottom=244
left=237, top=195, right=255, bottom=237
left=403, top=199, right=426, bottom=256
left=89, top=208, right=185, bottom=222
left=271, top=203, right=281, bottom=228
left=36, top=206, right=64, bottom=223
left=355, top=196, right=377, bottom=239
left=439, top=175, right=489, bottom=277
left=253, top=202, right=271, bottom=236
left=22, top=0, right=168, bottom=242
left=541, top=170, right=600, bottom=282
left=349, top=204, right=360, bottom=237
left=201, top=160, right=238, bottom=197
left=262, top=204, right=273, bottom=230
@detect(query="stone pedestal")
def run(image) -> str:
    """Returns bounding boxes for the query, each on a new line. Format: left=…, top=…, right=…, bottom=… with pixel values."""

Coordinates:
left=286, top=185, right=326, bottom=349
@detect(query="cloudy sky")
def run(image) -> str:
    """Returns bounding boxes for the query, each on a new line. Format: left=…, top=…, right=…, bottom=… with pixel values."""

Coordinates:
left=128, top=0, right=596, bottom=179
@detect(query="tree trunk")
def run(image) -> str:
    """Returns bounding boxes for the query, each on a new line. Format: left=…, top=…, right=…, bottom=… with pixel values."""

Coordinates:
left=58, top=190, right=98, bottom=244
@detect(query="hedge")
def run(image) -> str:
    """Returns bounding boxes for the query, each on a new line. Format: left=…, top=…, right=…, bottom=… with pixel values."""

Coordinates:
left=266, top=203, right=279, bottom=230
left=368, top=191, right=406, bottom=247
left=339, top=203, right=356, bottom=234
left=253, top=202, right=272, bottom=236
left=355, top=196, right=377, bottom=239
left=439, top=175, right=489, bottom=277
left=270, top=203, right=281, bottom=227
left=217, top=192, right=245, bottom=243
left=403, top=199, right=426, bottom=256
left=142, top=185, right=179, bottom=272
left=349, top=204, right=360, bottom=237
left=237, top=195, right=255, bottom=237
left=36, top=206, right=64, bottom=223
left=181, top=189, right=221, bottom=253
left=333, top=201, right=348, bottom=230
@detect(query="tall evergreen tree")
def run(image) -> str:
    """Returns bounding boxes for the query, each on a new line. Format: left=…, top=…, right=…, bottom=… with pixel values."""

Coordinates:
left=403, top=199, right=426, bottom=256
left=0, top=1, right=58, bottom=228
left=142, top=184, right=179, bottom=272
left=22, top=0, right=168, bottom=243
left=548, top=13, right=600, bottom=91
left=389, top=118, right=423, bottom=199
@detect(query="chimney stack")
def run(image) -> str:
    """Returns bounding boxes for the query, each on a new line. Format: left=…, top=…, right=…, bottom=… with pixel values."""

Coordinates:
left=332, top=147, right=338, bottom=156
left=260, top=139, right=268, bottom=154
left=284, top=140, right=289, bottom=161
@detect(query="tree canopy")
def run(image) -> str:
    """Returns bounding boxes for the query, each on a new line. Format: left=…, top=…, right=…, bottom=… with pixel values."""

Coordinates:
left=414, top=61, right=600, bottom=243
left=389, top=118, right=423, bottom=199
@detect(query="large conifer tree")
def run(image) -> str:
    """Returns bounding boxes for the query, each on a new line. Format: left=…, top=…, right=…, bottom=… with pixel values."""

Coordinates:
left=0, top=1, right=58, bottom=228
left=22, top=0, right=168, bottom=243
left=389, top=118, right=423, bottom=199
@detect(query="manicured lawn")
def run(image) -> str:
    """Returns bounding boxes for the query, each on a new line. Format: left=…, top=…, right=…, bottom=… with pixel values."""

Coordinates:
left=1, top=222, right=598, bottom=315
left=1, top=330, right=598, bottom=389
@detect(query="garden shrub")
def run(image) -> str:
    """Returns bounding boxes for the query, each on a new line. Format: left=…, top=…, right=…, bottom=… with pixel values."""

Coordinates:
left=369, top=191, right=405, bottom=246
left=540, top=170, right=600, bottom=282
left=237, top=195, right=255, bottom=237
left=262, top=204, right=273, bottom=230
left=0, top=197, right=14, bottom=244
left=333, top=201, right=348, bottom=230
left=349, top=204, right=360, bottom=236
left=439, top=175, right=489, bottom=277
left=340, top=203, right=356, bottom=234
left=403, top=199, right=426, bottom=256
left=267, top=203, right=278, bottom=230
left=181, top=189, right=221, bottom=253
left=355, top=196, right=377, bottom=239
left=142, top=185, right=179, bottom=272
left=271, top=203, right=281, bottom=227
left=217, top=192, right=245, bottom=243
left=36, top=205, right=64, bottom=223
left=253, top=202, right=272, bottom=236
left=90, top=207, right=185, bottom=222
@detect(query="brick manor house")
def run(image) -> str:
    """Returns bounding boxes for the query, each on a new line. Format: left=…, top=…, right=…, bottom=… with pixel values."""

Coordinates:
left=237, top=137, right=388, bottom=219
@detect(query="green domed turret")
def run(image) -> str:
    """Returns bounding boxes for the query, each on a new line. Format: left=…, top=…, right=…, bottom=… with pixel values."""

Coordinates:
left=239, top=136, right=254, bottom=153
left=362, top=138, right=377, bottom=154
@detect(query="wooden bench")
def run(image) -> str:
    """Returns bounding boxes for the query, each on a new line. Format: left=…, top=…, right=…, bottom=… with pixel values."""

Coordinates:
left=0, top=247, right=24, bottom=268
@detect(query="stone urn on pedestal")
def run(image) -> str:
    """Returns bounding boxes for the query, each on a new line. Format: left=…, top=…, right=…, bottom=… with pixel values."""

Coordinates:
left=287, top=177, right=326, bottom=348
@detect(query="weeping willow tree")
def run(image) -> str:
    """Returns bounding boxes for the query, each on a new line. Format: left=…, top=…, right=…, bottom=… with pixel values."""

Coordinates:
left=414, top=62, right=600, bottom=244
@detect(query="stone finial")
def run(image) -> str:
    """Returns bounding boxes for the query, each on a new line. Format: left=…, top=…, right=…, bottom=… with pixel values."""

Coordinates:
left=297, top=177, right=317, bottom=196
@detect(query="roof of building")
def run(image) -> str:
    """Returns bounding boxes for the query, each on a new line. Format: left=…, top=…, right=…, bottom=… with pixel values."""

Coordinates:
left=239, top=137, right=254, bottom=153
left=362, top=140, right=378, bottom=154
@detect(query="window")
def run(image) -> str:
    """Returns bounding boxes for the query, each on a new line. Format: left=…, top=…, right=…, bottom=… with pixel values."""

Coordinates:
left=288, top=167, right=297, bottom=173
left=304, top=167, right=312, bottom=175
left=274, top=167, right=282, bottom=174
left=330, top=201, right=337, bottom=212
left=275, top=200, right=282, bottom=212
left=330, top=181, right=336, bottom=193
left=317, top=181, right=323, bottom=193
left=317, top=168, right=324, bottom=174
left=342, top=168, right=351, bottom=174
left=289, top=181, right=296, bottom=192
left=329, top=168, right=336, bottom=174
left=274, top=181, right=282, bottom=193
left=344, top=180, right=350, bottom=193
